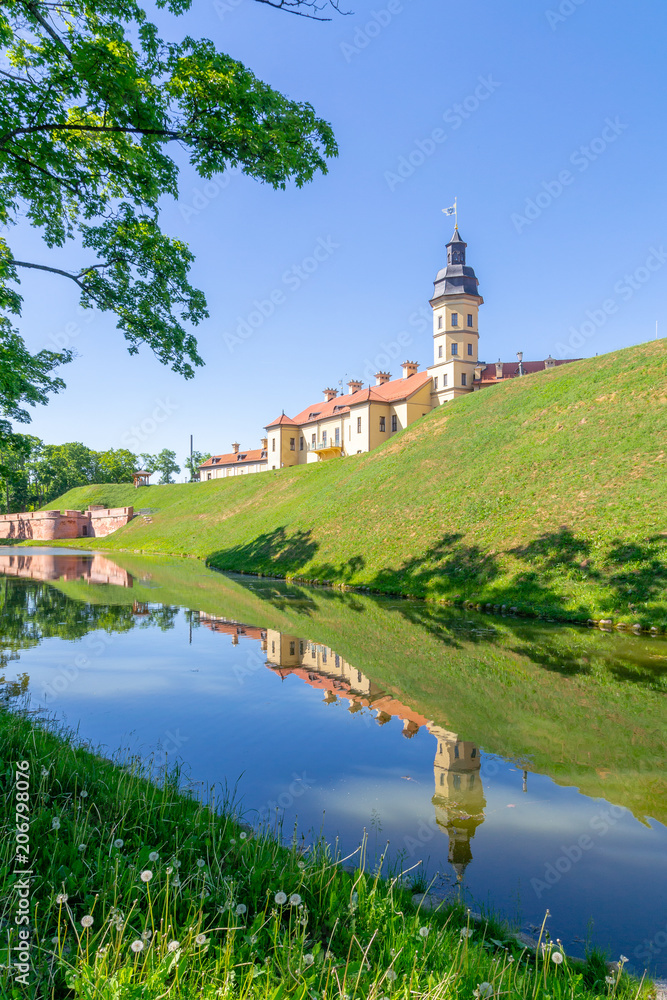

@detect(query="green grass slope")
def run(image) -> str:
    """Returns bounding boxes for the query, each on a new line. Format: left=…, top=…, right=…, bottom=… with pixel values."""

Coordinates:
left=42, top=340, right=667, bottom=626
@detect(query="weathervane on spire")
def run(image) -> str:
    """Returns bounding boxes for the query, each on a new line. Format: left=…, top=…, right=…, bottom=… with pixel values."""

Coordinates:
left=442, top=197, right=458, bottom=230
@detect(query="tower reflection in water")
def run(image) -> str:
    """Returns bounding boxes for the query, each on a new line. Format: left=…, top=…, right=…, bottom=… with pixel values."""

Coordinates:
left=200, top=615, right=486, bottom=880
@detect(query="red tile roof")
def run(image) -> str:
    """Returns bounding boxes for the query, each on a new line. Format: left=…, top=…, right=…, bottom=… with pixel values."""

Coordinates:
left=265, top=414, right=299, bottom=428
left=288, top=371, right=432, bottom=426
left=200, top=448, right=267, bottom=469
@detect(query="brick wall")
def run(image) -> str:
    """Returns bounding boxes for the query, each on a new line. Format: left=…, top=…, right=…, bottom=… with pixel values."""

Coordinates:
left=0, top=506, right=134, bottom=540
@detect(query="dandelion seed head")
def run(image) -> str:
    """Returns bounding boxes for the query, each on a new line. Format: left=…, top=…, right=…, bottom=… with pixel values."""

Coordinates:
left=298, top=860, right=305, bottom=870
left=236, top=904, right=247, bottom=915
left=551, top=952, right=563, bottom=965
left=473, top=983, right=493, bottom=999
left=81, top=915, right=94, bottom=928
left=386, top=969, right=397, bottom=982
left=168, top=940, right=180, bottom=952
left=149, top=851, right=159, bottom=862
left=195, top=933, right=208, bottom=946
left=196, top=858, right=206, bottom=868
left=41, top=767, right=49, bottom=777
left=275, top=891, right=287, bottom=905
left=240, top=832, right=247, bottom=840
left=289, top=893, right=302, bottom=906
left=130, top=940, right=144, bottom=953
left=140, top=870, right=153, bottom=882
left=141, top=929, right=152, bottom=941
left=304, top=953, right=314, bottom=966
left=113, top=838, right=124, bottom=849
left=619, top=956, right=628, bottom=964
left=606, top=976, right=615, bottom=985
left=56, top=893, right=68, bottom=904
left=460, top=928, right=474, bottom=939
left=77, top=844, right=86, bottom=852
left=51, top=818, right=61, bottom=830
left=79, top=790, right=88, bottom=798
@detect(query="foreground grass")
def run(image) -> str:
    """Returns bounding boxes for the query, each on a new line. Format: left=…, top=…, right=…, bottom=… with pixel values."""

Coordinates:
left=40, top=341, right=667, bottom=626
left=0, top=709, right=649, bottom=1000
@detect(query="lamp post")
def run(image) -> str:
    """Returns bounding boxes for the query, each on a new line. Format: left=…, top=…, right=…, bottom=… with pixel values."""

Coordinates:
left=517, top=351, right=524, bottom=377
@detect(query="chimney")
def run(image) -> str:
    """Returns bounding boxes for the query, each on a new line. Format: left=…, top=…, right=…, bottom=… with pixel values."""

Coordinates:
left=375, top=371, right=391, bottom=385
left=323, top=387, right=338, bottom=402
left=545, top=355, right=556, bottom=369
left=517, top=351, right=525, bottom=376
left=401, top=360, right=419, bottom=379
left=495, top=359, right=504, bottom=379
left=260, top=437, right=268, bottom=450
left=232, top=442, right=240, bottom=453
left=347, top=379, right=363, bottom=394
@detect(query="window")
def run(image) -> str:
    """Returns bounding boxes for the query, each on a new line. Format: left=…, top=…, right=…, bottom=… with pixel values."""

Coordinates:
left=311, top=433, right=316, bottom=448
left=467, top=313, right=474, bottom=327
left=434, top=377, right=438, bottom=389
left=438, top=344, right=443, bottom=358
left=391, top=414, right=397, bottom=432
left=453, top=773, right=461, bottom=791
left=451, top=312, right=459, bottom=326
left=443, top=373, right=448, bottom=386
left=300, top=641, right=304, bottom=654
left=272, top=437, right=276, bottom=452
left=289, top=641, right=295, bottom=655
left=471, top=748, right=477, bottom=759
left=454, top=744, right=460, bottom=759
left=451, top=343, right=458, bottom=356
left=379, top=416, right=386, bottom=432
left=322, top=430, right=327, bottom=445
left=357, top=416, right=362, bottom=433
left=462, top=373, right=467, bottom=386
left=289, top=437, right=295, bottom=451
left=299, top=437, right=304, bottom=451
left=335, top=427, right=340, bottom=445
left=467, top=343, right=473, bottom=356
left=207, top=473, right=211, bottom=480
left=272, top=641, right=275, bottom=654
left=82, top=525, right=88, bottom=536
left=437, top=315, right=443, bottom=330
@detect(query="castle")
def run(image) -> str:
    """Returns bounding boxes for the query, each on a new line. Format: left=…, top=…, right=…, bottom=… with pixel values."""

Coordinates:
left=200, top=229, right=576, bottom=479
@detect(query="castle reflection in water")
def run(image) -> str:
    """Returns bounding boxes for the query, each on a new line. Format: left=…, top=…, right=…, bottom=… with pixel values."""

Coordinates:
left=200, top=614, right=488, bottom=880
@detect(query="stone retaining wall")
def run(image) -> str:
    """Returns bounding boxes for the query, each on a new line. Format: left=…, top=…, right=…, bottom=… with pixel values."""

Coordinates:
left=0, top=506, right=134, bottom=540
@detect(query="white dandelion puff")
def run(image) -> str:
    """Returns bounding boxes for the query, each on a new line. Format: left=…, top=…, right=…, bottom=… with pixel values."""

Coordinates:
left=130, top=940, right=144, bottom=953
left=79, top=790, right=88, bottom=798
left=619, top=956, right=628, bottom=965
left=236, top=904, right=247, bottom=915
left=289, top=893, right=302, bottom=906
left=419, top=926, right=430, bottom=938
left=56, top=893, right=68, bottom=904
left=304, top=953, right=314, bottom=966
left=386, top=970, right=397, bottom=982
left=81, top=915, right=94, bottom=928
left=168, top=940, right=180, bottom=952
left=195, top=933, right=208, bottom=946
left=275, top=891, right=287, bottom=905
left=240, top=832, right=247, bottom=840
left=148, top=851, right=159, bottom=862
left=51, top=818, right=61, bottom=830
left=606, top=976, right=615, bottom=985
left=113, top=838, right=124, bottom=849
left=140, top=870, right=153, bottom=882
left=196, top=858, right=206, bottom=868
left=141, top=929, right=152, bottom=941
left=460, top=928, right=474, bottom=939
left=473, top=983, right=493, bottom=1000
left=552, top=952, right=564, bottom=965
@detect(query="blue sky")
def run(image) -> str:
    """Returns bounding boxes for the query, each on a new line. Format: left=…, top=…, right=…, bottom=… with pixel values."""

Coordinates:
left=11, top=0, right=667, bottom=471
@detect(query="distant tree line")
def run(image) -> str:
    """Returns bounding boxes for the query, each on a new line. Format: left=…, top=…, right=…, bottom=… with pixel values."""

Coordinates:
left=0, top=436, right=210, bottom=514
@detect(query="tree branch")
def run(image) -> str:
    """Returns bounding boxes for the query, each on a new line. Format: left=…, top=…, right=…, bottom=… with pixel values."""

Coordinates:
left=22, top=0, right=73, bottom=61
left=0, top=122, right=181, bottom=146
left=5, top=149, right=81, bottom=194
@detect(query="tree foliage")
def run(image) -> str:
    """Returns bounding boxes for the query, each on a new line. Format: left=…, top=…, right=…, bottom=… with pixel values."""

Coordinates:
left=140, top=447, right=180, bottom=484
left=0, top=0, right=338, bottom=394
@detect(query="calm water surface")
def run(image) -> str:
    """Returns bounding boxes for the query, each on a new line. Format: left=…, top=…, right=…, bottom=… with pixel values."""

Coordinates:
left=1, top=549, right=665, bottom=975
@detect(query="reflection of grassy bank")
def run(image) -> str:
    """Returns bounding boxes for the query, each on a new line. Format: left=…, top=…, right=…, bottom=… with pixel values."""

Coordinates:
left=2, top=708, right=640, bottom=999
left=37, top=342, right=667, bottom=628
left=43, top=556, right=667, bottom=825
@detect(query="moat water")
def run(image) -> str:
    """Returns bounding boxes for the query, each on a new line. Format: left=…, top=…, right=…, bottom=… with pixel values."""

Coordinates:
left=1, top=549, right=665, bottom=975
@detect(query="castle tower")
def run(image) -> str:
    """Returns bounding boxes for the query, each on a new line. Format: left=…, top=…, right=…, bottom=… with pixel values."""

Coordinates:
left=427, top=229, right=483, bottom=405
left=430, top=725, right=486, bottom=882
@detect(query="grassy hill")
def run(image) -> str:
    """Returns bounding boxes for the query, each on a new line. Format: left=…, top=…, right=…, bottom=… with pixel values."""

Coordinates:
left=39, top=340, right=667, bottom=627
